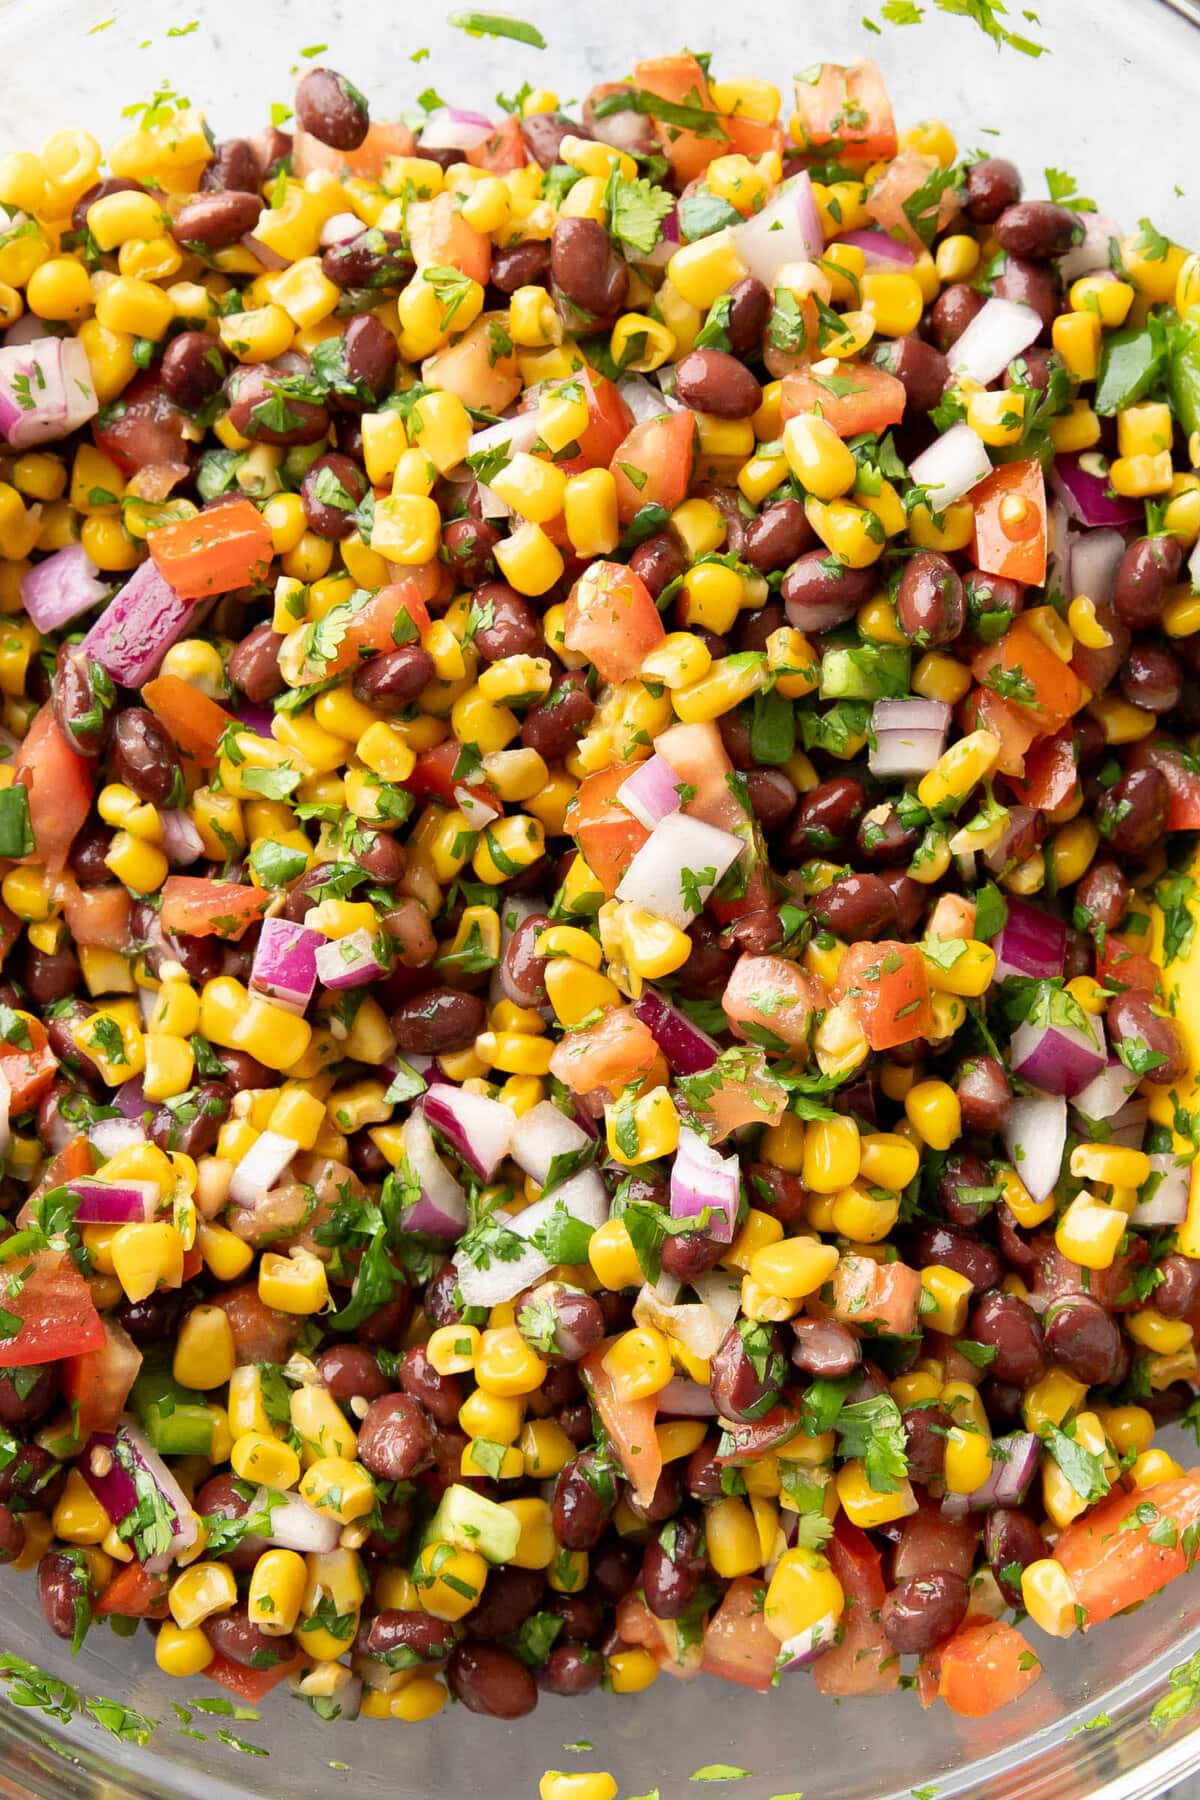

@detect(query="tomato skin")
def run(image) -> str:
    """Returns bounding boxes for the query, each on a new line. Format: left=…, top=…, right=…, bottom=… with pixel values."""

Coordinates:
left=549, top=1003, right=659, bottom=1098
left=298, top=582, right=431, bottom=685
left=963, top=686, right=1037, bottom=778
left=632, top=55, right=724, bottom=183
left=557, top=375, right=634, bottom=475
left=782, top=361, right=907, bottom=437
left=60, top=880, right=132, bottom=951
left=465, top=114, right=527, bottom=173
left=147, top=498, right=273, bottom=600
left=1131, top=738, right=1200, bottom=830
left=715, top=1404, right=804, bottom=1466
left=0, top=1013, right=57, bottom=1111
left=61, top=1317, right=143, bottom=1437
left=923, top=1618, right=1041, bottom=1717
left=292, top=120, right=415, bottom=180
left=143, top=675, right=237, bottom=767
left=835, top=939, right=931, bottom=1050
left=830, top=1251, right=922, bottom=1336
left=205, top=1651, right=305, bottom=1702
left=1096, top=932, right=1160, bottom=997
left=610, top=412, right=697, bottom=522
left=563, top=559, right=665, bottom=681
left=971, top=616, right=1082, bottom=737
left=791, top=59, right=898, bottom=161
left=813, top=1600, right=900, bottom=1697
left=700, top=1577, right=778, bottom=1692
left=655, top=720, right=746, bottom=833
left=971, top=458, right=1048, bottom=585
left=94, top=1560, right=171, bottom=1620
left=13, top=704, right=93, bottom=872
left=0, top=1249, right=106, bottom=1367
left=1055, top=1474, right=1200, bottom=1627
left=868, top=148, right=959, bottom=249
left=581, top=1343, right=662, bottom=1507
left=568, top=765, right=651, bottom=897
left=1006, top=722, right=1079, bottom=811
left=161, top=876, right=270, bottom=941
left=828, top=1517, right=886, bottom=1607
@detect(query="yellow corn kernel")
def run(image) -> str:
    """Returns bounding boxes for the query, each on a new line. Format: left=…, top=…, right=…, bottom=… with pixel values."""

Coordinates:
left=519, top=1418, right=575, bottom=1479
left=918, top=729, right=1000, bottom=812
left=411, top=1539, right=489, bottom=1621
left=1131, top=1447, right=1187, bottom=1488
left=748, top=1238, right=839, bottom=1302
left=1069, top=1143, right=1151, bottom=1189
left=298, top=1455, right=375, bottom=1524
left=1118, top=400, right=1173, bottom=461
left=52, top=1469, right=110, bottom=1546
left=1021, top=1559, right=1078, bottom=1637
left=169, top=1561, right=237, bottom=1631
left=563, top=467, right=619, bottom=558
left=1052, top=309, right=1101, bottom=382
left=921, top=1265, right=975, bottom=1336
left=1043, top=1412, right=1114, bottom=1529
left=902, top=1079, right=960, bottom=1152
left=601, top=1327, right=673, bottom=1403
left=1095, top=1405, right=1154, bottom=1457
left=1023, top=1368, right=1088, bottom=1433
left=1109, top=450, right=1173, bottom=498
left=475, top=1324, right=548, bottom=1398
left=172, top=1304, right=235, bottom=1391
left=1055, top=1195, right=1126, bottom=1270
left=539, top=1774, right=618, bottom=1800
left=762, top=1544, right=845, bottom=1643
left=493, top=521, right=564, bottom=596
left=706, top=1497, right=763, bottom=1577
left=231, top=1430, right=301, bottom=1491
left=604, top=1087, right=680, bottom=1167
left=1125, top=1309, right=1194, bottom=1355
left=155, top=1621, right=214, bottom=1677
left=588, top=1217, right=642, bottom=1290
left=666, top=229, right=748, bottom=309
left=290, top=1385, right=357, bottom=1466
left=258, top=1246, right=329, bottom=1315
left=110, top=1221, right=183, bottom=1304
left=606, top=1647, right=658, bottom=1693
left=837, top=1460, right=918, bottom=1528
left=801, top=1114, right=863, bottom=1196
left=783, top=413, right=858, bottom=500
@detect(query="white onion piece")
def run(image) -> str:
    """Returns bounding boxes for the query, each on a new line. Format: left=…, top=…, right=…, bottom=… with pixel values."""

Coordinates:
left=729, top=173, right=822, bottom=284
left=1190, top=533, right=1200, bottom=593
left=516, top=1169, right=609, bottom=1232
left=229, top=1131, right=301, bottom=1206
left=1106, top=1097, right=1149, bottom=1149
left=89, top=1117, right=147, bottom=1159
left=1059, top=214, right=1123, bottom=284
left=1072, top=1057, right=1137, bottom=1122
left=948, top=297, right=1042, bottom=386
left=1071, top=528, right=1127, bottom=607
left=617, top=752, right=685, bottom=830
left=419, top=108, right=494, bottom=152
left=617, top=372, right=679, bottom=423
left=423, top=1083, right=515, bottom=1181
left=510, top=1101, right=591, bottom=1183
left=692, top=1270, right=742, bottom=1342
left=462, top=409, right=541, bottom=469
left=1131, top=1152, right=1191, bottom=1226
left=319, top=211, right=364, bottom=248
left=777, top=1613, right=840, bottom=1670
left=869, top=728, right=947, bottom=780
left=1004, top=1091, right=1067, bottom=1202
left=454, top=1219, right=550, bottom=1309
left=616, top=814, right=743, bottom=929
left=455, top=782, right=502, bottom=828
left=255, top=1486, right=342, bottom=1554
left=908, top=423, right=994, bottom=511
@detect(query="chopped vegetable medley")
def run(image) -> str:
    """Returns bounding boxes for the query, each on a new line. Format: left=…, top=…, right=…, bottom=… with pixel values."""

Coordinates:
left=0, top=41, right=1196, bottom=1743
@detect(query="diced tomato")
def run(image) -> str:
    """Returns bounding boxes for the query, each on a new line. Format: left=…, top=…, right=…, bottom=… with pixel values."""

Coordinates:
left=1131, top=738, right=1200, bottom=831
left=867, top=148, right=960, bottom=249
left=60, top=880, right=132, bottom=951
left=1057, top=1473, right=1200, bottom=1627
left=722, top=116, right=787, bottom=163
left=34, top=1139, right=94, bottom=1197
left=971, top=458, right=1048, bottom=586
left=92, top=374, right=188, bottom=475
left=708, top=857, right=777, bottom=929
left=723, top=954, right=824, bottom=1051
left=466, top=114, right=527, bottom=172
left=61, top=1317, right=142, bottom=1437
left=563, top=560, right=665, bottom=681
left=828, top=1517, right=886, bottom=1607
left=923, top=1618, right=1041, bottom=1717
left=558, top=375, right=635, bottom=475
left=892, top=1496, right=980, bottom=1582
left=581, top=1343, right=662, bottom=1507
left=0, top=1248, right=105, bottom=1367
left=715, top=1404, right=805, bottom=1466
left=830, top=1251, right=922, bottom=1336
left=610, top=411, right=697, bottom=522
left=291, top=120, right=416, bottom=180
left=423, top=313, right=521, bottom=416
left=295, top=581, right=431, bottom=685
left=0, top=1013, right=58, bottom=1112
left=181, top=1243, right=203, bottom=1284
left=781, top=360, right=907, bottom=437
left=655, top=720, right=746, bottom=833
left=94, top=1561, right=170, bottom=1620
left=406, top=740, right=464, bottom=807
left=147, top=498, right=273, bottom=601
left=687, top=1049, right=789, bottom=1145
left=205, top=1650, right=305, bottom=1703
left=1006, top=722, right=1079, bottom=811
left=143, top=675, right=237, bottom=767
left=971, top=616, right=1082, bottom=738
left=963, top=685, right=1038, bottom=778
left=616, top=1591, right=704, bottom=1678
left=1096, top=932, right=1160, bottom=997
left=161, top=876, right=270, bottom=941
left=212, top=1283, right=299, bottom=1365
left=632, top=55, right=723, bottom=184
left=13, top=704, right=93, bottom=872
left=549, top=1004, right=659, bottom=1098
left=835, top=939, right=931, bottom=1050
left=791, top=59, right=897, bottom=161
left=700, top=1577, right=778, bottom=1692
left=567, top=765, right=650, bottom=897
left=813, top=1599, right=900, bottom=1697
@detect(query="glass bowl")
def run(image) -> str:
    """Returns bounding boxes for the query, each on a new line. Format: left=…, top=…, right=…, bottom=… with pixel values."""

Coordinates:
left=0, top=0, right=1199, bottom=1793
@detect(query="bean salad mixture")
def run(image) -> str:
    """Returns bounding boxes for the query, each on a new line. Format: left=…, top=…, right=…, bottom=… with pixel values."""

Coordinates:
left=0, top=40, right=1196, bottom=1763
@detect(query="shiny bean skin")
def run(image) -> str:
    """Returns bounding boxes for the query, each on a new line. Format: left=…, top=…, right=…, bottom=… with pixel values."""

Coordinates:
left=994, top=202, right=1079, bottom=259
left=985, top=1508, right=1048, bottom=1606
left=641, top=1517, right=705, bottom=1619
left=872, top=335, right=949, bottom=415
left=1153, top=1254, right=1200, bottom=1320
left=1042, top=1294, right=1123, bottom=1385
left=629, top=532, right=687, bottom=599
left=205, top=1604, right=296, bottom=1667
left=955, top=1055, right=1012, bottom=1136
left=790, top=1318, right=862, bottom=1377
left=21, top=943, right=82, bottom=1007
left=709, top=1322, right=785, bottom=1422
left=856, top=802, right=919, bottom=866
left=1115, top=535, right=1185, bottom=630
left=39, top=1551, right=89, bottom=1642
left=880, top=871, right=925, bottom=935
left=911, top=1224, right=1002, bottom=1293
left=295, top=67, right=369, bottom=149
left=226, top=363, right=329, bottom=445
left=201, top=137, right=262, bottom=193
left=53, top=650, right=112, bottom=757
left=498, top=912, right=551, bottom=1008
left=470, top=582, right=542, bottom=661
left=813, top=871, right=900, bottom=941
left=1120, top=644, right=1183, bottom=715
left=390, top=987, right=486, bottom=1052
left=551, top=217, right=628, bottom=324
left=881, top=1572, right=968, bottom=1654
left=782, top=552, right=876, bottom=633
left=0, top=1364, right=57, bottom=1427
left=1072, top=858, right=1130, bottom=932
left=726, top=275, right=772, bottom=355
left=0, top=1442, right=64, bottom=1512
left=68, top=822, right=112, bottom=885
left=783, top=776, right=866, bottom=858
left=398, top=1345, right=463, bottom=1428
left=161, top=330, right=231, bottom=410
left=902, top=1404, right=950, bottom=1485
left=300, top=451, right=368, bottom=539
left=624, top=1462, right=683, bottom=1527
left=490, top=240, right=551, bottom=294
left=969, top=1291, right=1046, bottom=1386
left=937, top=1150, right=996, bottom=1227
left=553, top=1453, right=617, bottom=1550
left=673, top=348, right=762, bottom=418
left=659, top=1228, right=724, bottom=1282
left=351, top=644, right=435, bottom=711
left=745, top=770, right=797, bottom=832
left=897, top=552, right=965, bottom=645
left=117, top=1288, right=186, bottom=1347
left=930, top=283, right=985, bottom=352
left=1105, top=990, right=1187, bottom=1083
left=1096, top=767, right=1169, bottom=858
left=448, top=1643, right=538, bottom=1718
left=364, top=1610, right=458, bottom=1664
left=965, top=158, right=1022, bottom=222
left=516, top=1281, right=606, bottom=1361
left=228, top=621, right=285, bottom=702
left=465, top=1565, right=545, bottom=1640
left=109, top=707, right=181, bottom=805
left=172, top=190, right=263, bottom=250
left=743, top=498, right=812, bottom=574
left=519, top=112, right=580, bottom=169
left=321, top=229, right=412, bottom=293
left=521, top=672, right=595, bottom=760
left=442, top=516, right=500, bottom=587
left=991, top=255, right=1059, bottom=331
left=675, top=916, right=737, bottom=998
left=540, top=1644, right=602, bottom=1696
left=149, top=1081, right=230, bottom=1157
left=0, top=1504, right=23, bottom=1564
left=316, top=1343, right=390, bottom=1403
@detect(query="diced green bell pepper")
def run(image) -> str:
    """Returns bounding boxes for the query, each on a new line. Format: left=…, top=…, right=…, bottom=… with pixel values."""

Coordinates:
left=819, top=643, right=911, bottom=701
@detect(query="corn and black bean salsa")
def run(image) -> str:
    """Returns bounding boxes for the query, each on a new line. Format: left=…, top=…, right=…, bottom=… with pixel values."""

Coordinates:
left=0, top=46, right=1194, bottom=1745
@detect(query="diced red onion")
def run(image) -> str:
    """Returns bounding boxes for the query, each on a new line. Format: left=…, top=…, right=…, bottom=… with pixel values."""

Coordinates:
left=70, top=1180, right=155, bottom=1224
left=509, top=1100, right=590, bottom=1183
left=992, top=896, right=1066, bottom=983
left=907, top=423, right=994, bottom=511
left=616, top=813, right=743, bottom=929
left=617, top=752, right=685, bottom=830
left=1011, top=1010, right=1106, bottom=1098
left=423, top=1083, right=515, bottom=1182
left=981, top=805, right=1038, bottom=876
left=1051, top=454, right=1142, bottom=529
left=1045, top=498, right=1072, bottom=606
left=868, top=699, right=951, bottom=780
left=228, top=1131, right=301, bottom=1207
left=1131, top=1151, right=1191, bottom=1227
left=419, top=108, right=494, bottom=152
left=314, top=927, right=386, bottom=991
left=89, top=1118, right=146, bottom=1159
left=81, top=1418, right=198, bottom=1572
left=256, top=1485, right=341, bottom=1553
left=250, top=917, right=323, bottom=1013
left=942, top=1430, right=1040, bottom=1515
left=19, top=544, right=109, bottom=634
left=729, top=173, right=822, bottom=284
left=1004, top=1091, right=1067, bottom=1201
left=80, top=558, right=195, bottom=687
left=1070, top=526, right=1128, bottom=607
left=234, top=696, right=276, bottom=738
left=633, top=989, right=719, bottom=1075
left=1071, top=1056, right=1137, bottom=1123
left=947, top=297, right=1042, bottom=386
left=455, top=783, right=501, bottom=828
left=158, top=808, right=204, bottom=868
left=318, top=211, right=364, bottom=248
left=835, top=228, right=916, bottom=268
left=403, top=1106, right=468, bottom=1237
left=776, top=1613, right=840, bottom=1670
left=656, top=1376, right=718, bottom=1417
left=1059, top=214, right=1123, bottom=284
left=670, top=1125, right=739, bottom=1244
left=0, top=336, right=95, bottom=448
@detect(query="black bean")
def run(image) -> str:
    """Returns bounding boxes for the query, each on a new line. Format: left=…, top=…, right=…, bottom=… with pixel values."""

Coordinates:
left=351, top=644, right=435, bottom=711
left=882, top=1571, right=968, bottom=1653
left=790, top=1318, right=862, bottom=1378
left=316, top=1343, right=390, bottom=1403
left=39, top=1551, right=89, bottom=1641
left=550, top=218, right=628, bottom=324
left=521, top=672, right=594, bottom=761
left=1042, top=1294, right=1123, bottom=1385
left=0, top=1503, right=23, bottom=1563
left=1073, top=859, right=1130, bottom=933
left=226, top=363, right=329, bottom=445
left=1115, top=535, right=1184, bottom=630
left=965, top=158, right=1022, bottom=223
left=21, top=944, right=81, bottom=1007
left=782, top=552, right=875, bottom=634
left=743, top=499, right=811, bottom=574
left=629, top=532, right=686, bottom=599
left=969, top=1291, right=1046, bottom=1386
left=490, top=240, right=551, bottom=294
left=540, top=1644, right=601, bottom=1695
left=1120, top=644, right=1183, bottom=715
left=937, top=1150, right=996, bottom=1227
left=902, top=1404, right=950, bottom=1486
left=516, top=1281, right=606, bottom=1361
left=470, top=581, right=542, bottom=661
left=1096, top=767, right=1169, bottom=857
left=897, top=551, right=965, bottom=645
left=442, top=517, right=500, bottom=587
left=783, top=776, right=866, bottom=859
left=295, top=68, right=369, bottom=151
left=726, top=276, right=771, bottom=356
left=108, top=707, right=180, bottom=804
left=205, top=1604, right=295, bottom=1666
left=673, top=348, right=762, bottom=418
left=161, top=330, right=231, bottom=411
left=172, top=190, right=264, bottom=250
left=812, top=872, right=899, bottom=940
left=872, top=336, right=949, bottom=415
left=0, top=1364, right=57, bottom=1427
left=201, top=138, right=262, bottom=194
left=391, top=987, right=486, bottom=1053
left=148, top=1081, right=229, bottom=1158
left=1153, top=1254, right=1200, bottom=1320
left=553, top=1453, right=617, bottom=1550
left=519, top=113, right=580, bottom=170
left=321, top=228, right=412, bottom=293
left=227, top=621, right=285, bottom=702
left=984, top=1508, right=1047, bottom=1606
left=911, top=1224, right=1002, bottom=1292
left=448, top=1643, right=538, bottom=1718
left=53, top=650, right=113, bottom=758
left=364, top=1610, right=458, bottom=1663
left=641, top=1516, right=704, bottom=1620
left=994, top=202, right=1079, bottom=259
left=397, top=1345, right=463, bottom=1428
left=956, top=1056, right=1012, bottom=1136
left=991, top=255, right=1059, bottom=332
left=709, top=1322, right=785, bottom=1421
